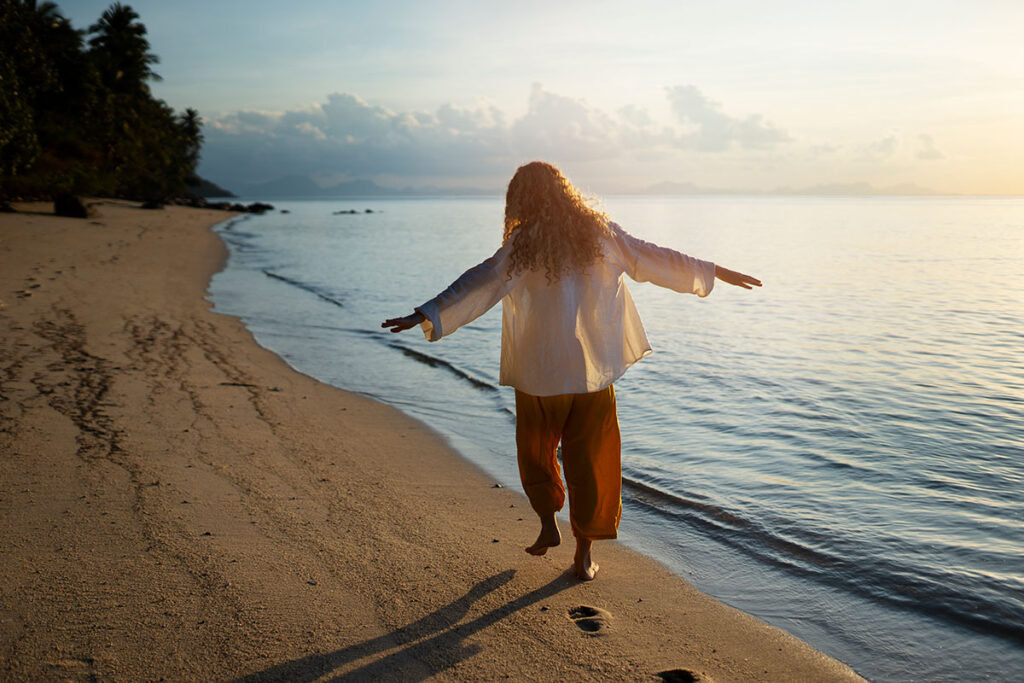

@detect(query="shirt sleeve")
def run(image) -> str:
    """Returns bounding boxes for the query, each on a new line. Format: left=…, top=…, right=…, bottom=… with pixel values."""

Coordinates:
left=607, top=222, right=716, bottom=297
left=415, top=244, right=516, bottom=342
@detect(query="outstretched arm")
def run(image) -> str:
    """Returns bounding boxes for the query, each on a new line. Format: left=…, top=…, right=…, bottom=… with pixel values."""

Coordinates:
left=381, top=243, right=515, bottom=341
left=715, top=265, right=762, bottom=289
left=381, top=311, right=426, bottom=333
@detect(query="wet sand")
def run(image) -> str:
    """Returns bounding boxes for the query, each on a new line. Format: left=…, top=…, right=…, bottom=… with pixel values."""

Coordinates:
left=0, top=200, right=864, bottom=681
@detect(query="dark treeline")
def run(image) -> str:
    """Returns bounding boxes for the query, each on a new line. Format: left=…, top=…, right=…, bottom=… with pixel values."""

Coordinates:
left=0, top=1, right=203, bottom=206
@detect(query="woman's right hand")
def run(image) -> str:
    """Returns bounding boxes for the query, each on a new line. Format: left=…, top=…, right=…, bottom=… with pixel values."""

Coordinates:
left=381, top=311, right=426, bottom=333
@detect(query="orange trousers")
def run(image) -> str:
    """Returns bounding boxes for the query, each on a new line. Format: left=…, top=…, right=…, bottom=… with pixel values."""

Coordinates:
left=514, top=386, right=622, bottom=540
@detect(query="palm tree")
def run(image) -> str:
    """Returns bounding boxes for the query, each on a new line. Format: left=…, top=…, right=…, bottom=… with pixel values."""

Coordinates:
left=0, top=0, right=79, bottom=184
left=18, top=0, right=64, bottom=28
left=88, top=2, right=161, bottom=94
left=178, top=108, right=203, bottom=171
left=1, top=1, right=68, bottom=97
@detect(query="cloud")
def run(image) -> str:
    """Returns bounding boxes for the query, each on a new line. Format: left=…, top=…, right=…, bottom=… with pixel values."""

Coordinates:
left=851, top=133, right=943, bottom=164
left=811, top=143, right=841, bottom=156
left=210, top=110, right=279, bottom=134
left=202, top=92, right=513, bottom=184
left=199, top=85, right=789, bottom=188
left=665, top=85, right=790, bottom=151
left=917, top=134, right=944, bottom=161
left=618, top=104, right=652, bottom=128
left=856, top=135, right=899, bottom=161
left=509, top=84, right=620, bottom=161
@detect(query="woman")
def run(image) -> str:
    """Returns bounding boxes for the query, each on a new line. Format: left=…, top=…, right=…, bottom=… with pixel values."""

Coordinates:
left=382, top=161, right=760, bottom=580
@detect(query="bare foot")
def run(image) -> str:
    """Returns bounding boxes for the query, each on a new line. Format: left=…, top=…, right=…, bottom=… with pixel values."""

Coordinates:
left=574, top=537, right=599, bottom=581
left=525, top=514, right=561, bottom=555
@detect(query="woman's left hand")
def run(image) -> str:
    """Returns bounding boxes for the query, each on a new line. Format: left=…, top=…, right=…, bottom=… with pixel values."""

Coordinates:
left=715, top=265, right=762, bottom=289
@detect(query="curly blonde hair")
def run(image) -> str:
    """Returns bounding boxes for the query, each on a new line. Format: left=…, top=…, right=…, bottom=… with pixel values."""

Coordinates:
left=503, top=161, right=609, bottom=282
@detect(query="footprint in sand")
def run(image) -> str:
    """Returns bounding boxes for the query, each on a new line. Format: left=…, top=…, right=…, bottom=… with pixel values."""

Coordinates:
left=567, top=605, right=612, bottom=634
left=658, top=669, right=709, bottom=683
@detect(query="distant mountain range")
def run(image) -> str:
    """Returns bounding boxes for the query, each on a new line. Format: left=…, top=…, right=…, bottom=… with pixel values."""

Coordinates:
left=197, top=174, right=949, bottom=199
left=238, top=175, right=495, bottom=198
left=191, top=176, right=236, bottom=198
left=630, top=180, right=945, bottom=196
left=767, top=181, right=944, bottom=196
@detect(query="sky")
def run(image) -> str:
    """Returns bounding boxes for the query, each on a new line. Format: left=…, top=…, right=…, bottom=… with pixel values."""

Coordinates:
left=62, top=1, right=1024, bottom=194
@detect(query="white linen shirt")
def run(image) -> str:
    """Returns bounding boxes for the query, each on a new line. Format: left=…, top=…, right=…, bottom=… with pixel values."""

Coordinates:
left=416, top=221, right=715, bottom=396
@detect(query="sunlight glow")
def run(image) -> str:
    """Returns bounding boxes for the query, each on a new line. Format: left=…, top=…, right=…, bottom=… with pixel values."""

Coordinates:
left=59, top=0, right=1024, bottom=194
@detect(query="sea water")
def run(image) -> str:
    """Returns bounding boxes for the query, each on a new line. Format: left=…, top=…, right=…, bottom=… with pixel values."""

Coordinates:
left=209, top=195, right=1024, bottom=682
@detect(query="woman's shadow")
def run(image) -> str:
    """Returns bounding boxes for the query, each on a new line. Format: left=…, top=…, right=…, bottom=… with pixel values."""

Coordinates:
left=232, top=569, right=576, bottom=682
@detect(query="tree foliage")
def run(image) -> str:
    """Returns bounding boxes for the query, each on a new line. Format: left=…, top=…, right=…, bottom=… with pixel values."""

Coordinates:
left=88, top=3, right=162, bottom=94
left=0, top=1, right=203, bottom=202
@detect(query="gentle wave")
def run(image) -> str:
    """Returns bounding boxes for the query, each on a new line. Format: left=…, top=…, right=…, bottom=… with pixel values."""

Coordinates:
left=262, top=269, right=345, bottom=308
left=386, top=341, right=498, bottom=392
left=622, top=475, right=1024, bottom=644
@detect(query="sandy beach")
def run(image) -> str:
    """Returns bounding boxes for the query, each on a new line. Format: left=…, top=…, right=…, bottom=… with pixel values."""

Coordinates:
left=0, top=201, right=864, bottom=681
